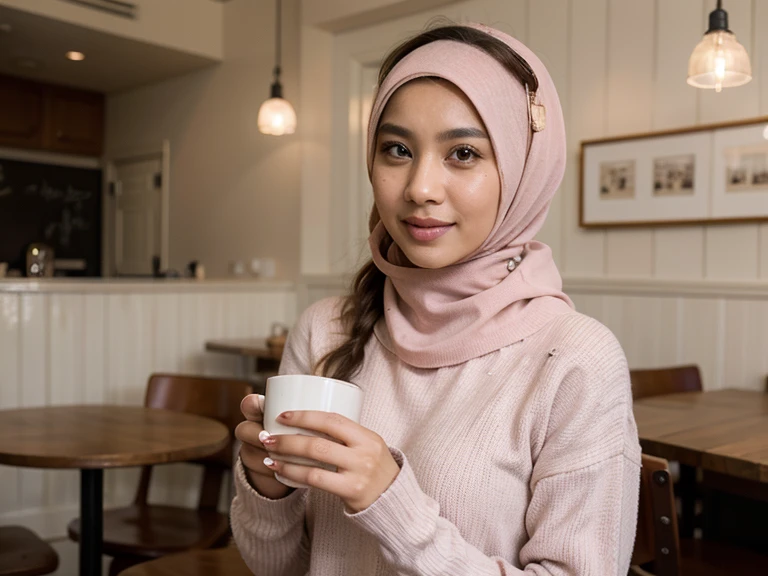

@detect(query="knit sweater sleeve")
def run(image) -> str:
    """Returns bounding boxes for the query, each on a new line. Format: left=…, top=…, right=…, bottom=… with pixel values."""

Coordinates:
left=230, top=299, right=340, bottom=575
left=346, top=320, right=642, bottom=576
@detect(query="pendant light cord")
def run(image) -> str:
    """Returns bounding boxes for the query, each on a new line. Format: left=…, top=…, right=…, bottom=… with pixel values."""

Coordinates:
left=269, top=0, right=283, bottom=97
left=275, top=0, right=282, bottom=73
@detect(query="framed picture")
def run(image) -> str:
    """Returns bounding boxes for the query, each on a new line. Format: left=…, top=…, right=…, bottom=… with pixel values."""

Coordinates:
left=580, top=116, right=768, bottom=227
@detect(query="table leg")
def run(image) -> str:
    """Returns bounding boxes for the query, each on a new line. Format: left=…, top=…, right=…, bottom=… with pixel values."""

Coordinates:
left=679, top=464, right=696, bottom=538
left=80, top=469, right=103, bottom=576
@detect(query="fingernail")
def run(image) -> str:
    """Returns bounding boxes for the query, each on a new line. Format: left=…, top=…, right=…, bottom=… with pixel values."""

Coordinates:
left=263, top=457, right=275, bottom=467
left=279, top=411, right=293, bottom=420
left=256, top=394, right=265, bottom=411
left=258, top=430, right=275, bottom=445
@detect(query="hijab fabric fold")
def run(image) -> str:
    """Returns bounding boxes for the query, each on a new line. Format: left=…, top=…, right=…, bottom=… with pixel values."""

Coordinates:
left=367, top=24, right=574, bottom=369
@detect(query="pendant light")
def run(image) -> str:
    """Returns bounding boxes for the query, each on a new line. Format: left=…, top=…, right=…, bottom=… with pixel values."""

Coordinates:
left=687, top=0, right=752, bottom=92
left=258, top=0, right=296, bottom=135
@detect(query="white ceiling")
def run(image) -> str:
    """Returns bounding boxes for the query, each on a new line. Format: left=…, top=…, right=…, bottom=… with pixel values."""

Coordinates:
left=0, top=5, right=219, bottom=94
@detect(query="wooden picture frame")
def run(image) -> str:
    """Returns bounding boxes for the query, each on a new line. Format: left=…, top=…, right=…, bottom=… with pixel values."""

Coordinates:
left=579, top=116, right=768, bottom=228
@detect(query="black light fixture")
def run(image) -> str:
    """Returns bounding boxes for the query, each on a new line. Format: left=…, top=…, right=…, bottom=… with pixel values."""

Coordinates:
left=687, top=0, right=752, bottom=92
left=258, top=0, right=296, bottom=135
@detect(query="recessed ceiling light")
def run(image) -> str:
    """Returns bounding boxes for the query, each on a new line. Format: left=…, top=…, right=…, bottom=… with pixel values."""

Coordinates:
left=66, top=51, right=85, bottom=61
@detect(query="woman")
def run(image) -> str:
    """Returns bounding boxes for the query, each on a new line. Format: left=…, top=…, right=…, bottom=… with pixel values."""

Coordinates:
left=232, top=22, right=641, bottom=576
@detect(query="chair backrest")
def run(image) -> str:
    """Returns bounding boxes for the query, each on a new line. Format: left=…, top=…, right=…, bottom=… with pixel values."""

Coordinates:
left=632, top=454, right=681, bottom=576
left=629, top=365, right=702, bottom=401
left=133, top=373, right=252, bottom=510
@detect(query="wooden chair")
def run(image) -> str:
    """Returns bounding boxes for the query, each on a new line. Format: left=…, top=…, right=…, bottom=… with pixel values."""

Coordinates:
left=67, top=374, right=252, bottom=576
left=0, top=526, right=58, bottom=576
left=629, top=365, right=702, bottom=401
left=116, top=547, right=251, bottom=576
left=631, top=454, right=768, bottom=575
left=629, top=365, right=703, bottom=538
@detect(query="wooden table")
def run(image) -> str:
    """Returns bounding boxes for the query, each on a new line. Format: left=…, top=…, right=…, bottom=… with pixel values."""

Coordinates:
left=633, top=389, right=768, bottom=484
left=0, top=405, right=229, bottom=576
left=205, top=337, right=283, bottom=393
left=119, top=547, right=251, bottom=576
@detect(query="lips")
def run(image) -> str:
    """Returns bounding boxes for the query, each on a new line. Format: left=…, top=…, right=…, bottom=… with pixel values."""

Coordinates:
left=402, top=217, right=454, bottom=242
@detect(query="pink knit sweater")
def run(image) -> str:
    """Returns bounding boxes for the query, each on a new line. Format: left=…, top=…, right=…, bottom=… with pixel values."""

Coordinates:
left=231, top=297, right=641, bottom=575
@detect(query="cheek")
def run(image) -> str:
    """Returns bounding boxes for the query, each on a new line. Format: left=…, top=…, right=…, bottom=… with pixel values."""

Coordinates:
left=372, top=171, right=400, bottom=212
left=453, top=171, right=501, bottom=222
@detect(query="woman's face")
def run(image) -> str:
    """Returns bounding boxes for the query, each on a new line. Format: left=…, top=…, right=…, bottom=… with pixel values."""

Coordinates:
left=371, top=78, right=501, bottom=269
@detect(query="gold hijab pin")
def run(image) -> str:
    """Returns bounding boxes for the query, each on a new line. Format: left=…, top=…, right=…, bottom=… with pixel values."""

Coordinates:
left=525, top=83, right=546, bottom=132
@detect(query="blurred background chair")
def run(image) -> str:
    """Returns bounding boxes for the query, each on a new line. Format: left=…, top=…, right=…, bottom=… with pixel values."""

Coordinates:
left=629, top=365, right=702, bottom=538
left=630, top=454, right=767, bottom=575
left=0, top=526, right=58, bottom=576
left=67, top=374, right=251, bottom=576
left=629, top=365, right=702, bottom=401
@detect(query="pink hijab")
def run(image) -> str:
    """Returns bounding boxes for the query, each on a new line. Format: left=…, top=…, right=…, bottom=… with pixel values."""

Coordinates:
left=367, top=24, right=574, bottom=369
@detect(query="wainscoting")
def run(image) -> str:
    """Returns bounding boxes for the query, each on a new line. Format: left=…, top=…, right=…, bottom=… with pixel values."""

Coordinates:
left=0, top=280, right=296, bottom=538
left=567, top=278, right=768, bottom=392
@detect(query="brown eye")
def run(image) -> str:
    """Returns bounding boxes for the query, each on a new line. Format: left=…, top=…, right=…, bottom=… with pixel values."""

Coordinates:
left=452, top=146, right=477, bottom=163
left=456, top=148, right=473, bottom=161
left=383, top=143, right=410, bottom=159
left=393, top=144, right=409, bottom=157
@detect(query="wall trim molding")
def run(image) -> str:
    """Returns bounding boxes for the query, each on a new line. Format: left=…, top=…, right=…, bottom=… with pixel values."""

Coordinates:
left=0, top=279, right=296, bottom=295
left=564, top=276, right=768, bottom=300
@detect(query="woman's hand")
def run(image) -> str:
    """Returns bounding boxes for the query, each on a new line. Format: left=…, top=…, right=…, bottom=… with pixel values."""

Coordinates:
left=260, top=411, right=401, bottom=513
left=235, top=394, right=294, bottom=500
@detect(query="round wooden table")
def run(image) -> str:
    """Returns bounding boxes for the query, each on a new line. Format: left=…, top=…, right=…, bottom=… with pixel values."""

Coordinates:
left=119, top=547, right=252, bottom=576
left=0, top=405, right=230, bottom=576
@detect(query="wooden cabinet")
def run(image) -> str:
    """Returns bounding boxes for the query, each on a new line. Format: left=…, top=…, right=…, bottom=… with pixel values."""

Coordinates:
left=0, top=76, right=45, bottom=150
left=43, top=86, right=105, bottom=156
left=0, top=74, right=104, bottom=156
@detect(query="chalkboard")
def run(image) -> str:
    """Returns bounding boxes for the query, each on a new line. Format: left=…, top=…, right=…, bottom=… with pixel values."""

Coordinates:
left=0, top=157, right=102, bottom=276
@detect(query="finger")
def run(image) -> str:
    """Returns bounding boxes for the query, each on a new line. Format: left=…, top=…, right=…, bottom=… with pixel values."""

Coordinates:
left=262, top=432, right=354, bottom=470
left=235, top=420, right=266, bottom=448
left=240, top=394, right=265, bottom=422
left=239, top=442, right=274, bottom=477
left=276, top=410, right=362, bottom=446
left=266, top=459, right=348, bottom=496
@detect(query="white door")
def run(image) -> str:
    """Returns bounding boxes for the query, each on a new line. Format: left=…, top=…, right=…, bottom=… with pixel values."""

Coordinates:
left=112, top=156, right=163, bottom=276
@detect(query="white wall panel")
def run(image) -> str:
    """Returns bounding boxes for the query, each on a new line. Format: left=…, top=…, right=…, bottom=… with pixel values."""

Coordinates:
left=563, top=0, right=607, bottom=275
left=723, top=299, right=768, bottom=391
left=705, top=226, right=760, bottom=280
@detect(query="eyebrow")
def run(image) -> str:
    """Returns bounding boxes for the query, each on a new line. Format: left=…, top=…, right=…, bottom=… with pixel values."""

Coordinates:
left=378, top=123, right=489, bottom=142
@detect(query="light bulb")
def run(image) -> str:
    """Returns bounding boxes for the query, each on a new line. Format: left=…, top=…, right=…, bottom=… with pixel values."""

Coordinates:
left=258, top=97, right=297, bottom=136
left=714, top=50, right=725, bottom=92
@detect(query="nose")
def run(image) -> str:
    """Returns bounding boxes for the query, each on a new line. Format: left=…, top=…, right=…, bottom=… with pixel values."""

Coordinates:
left=403, top=154, right=445, bottom=205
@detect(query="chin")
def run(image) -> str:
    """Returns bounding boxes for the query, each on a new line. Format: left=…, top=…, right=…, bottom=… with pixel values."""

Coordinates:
left=399, top=245, right=458, bottom=270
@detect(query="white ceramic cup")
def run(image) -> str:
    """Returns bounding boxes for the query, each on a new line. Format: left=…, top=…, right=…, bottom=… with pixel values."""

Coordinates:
left=264, top=374, right=363, bottom=488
